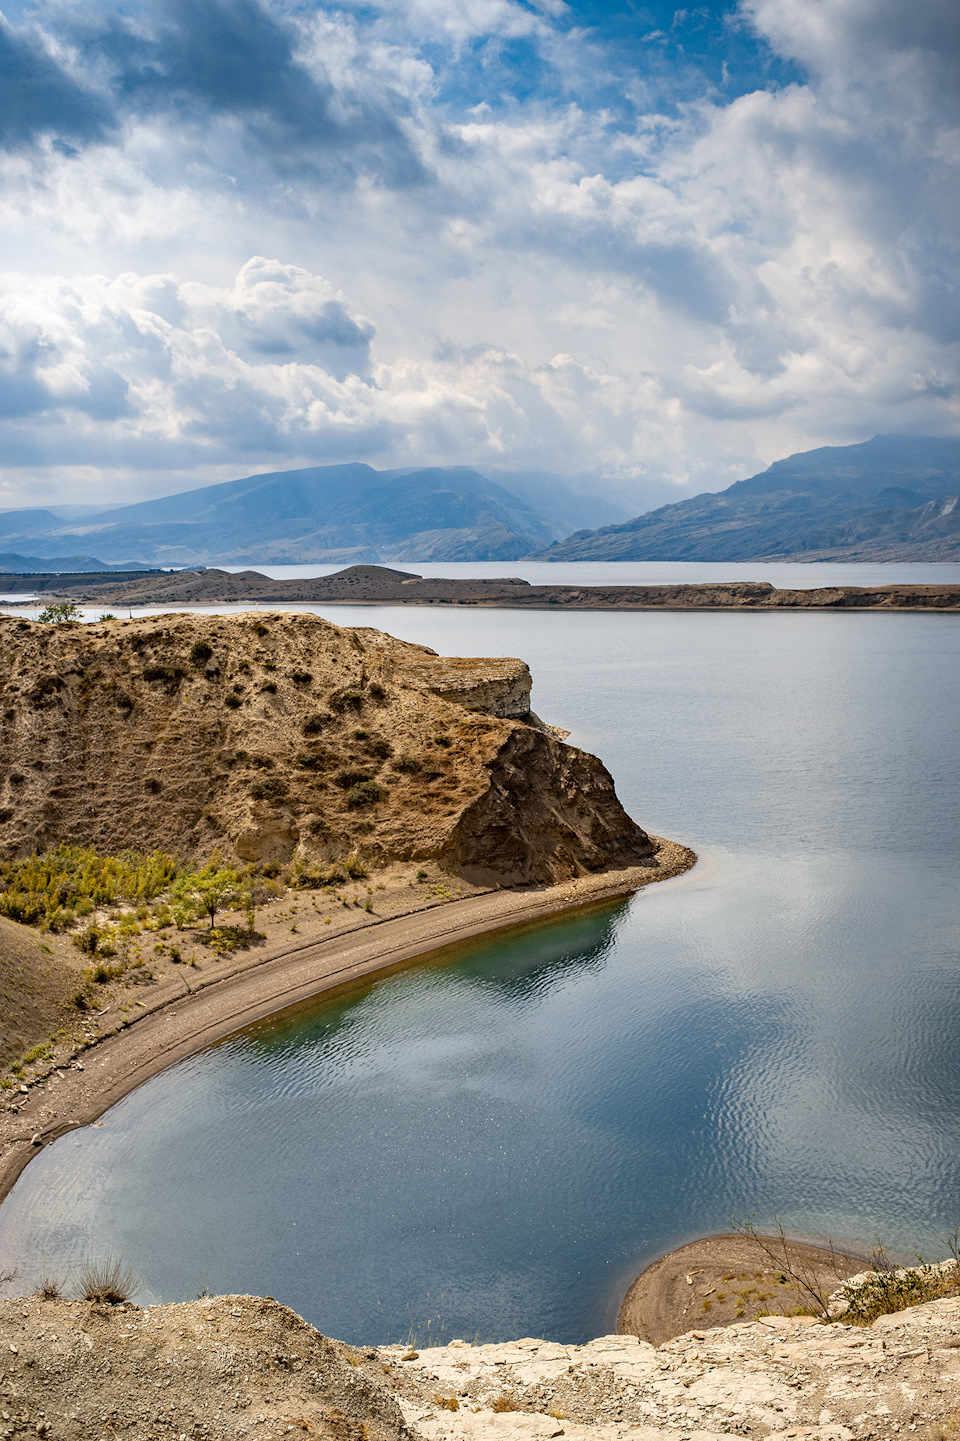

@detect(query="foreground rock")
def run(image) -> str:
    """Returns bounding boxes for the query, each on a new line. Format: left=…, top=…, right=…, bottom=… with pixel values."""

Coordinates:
left=0, top=610, right=653, bottom=883
left=2, top=1292, right=959, bottom=1441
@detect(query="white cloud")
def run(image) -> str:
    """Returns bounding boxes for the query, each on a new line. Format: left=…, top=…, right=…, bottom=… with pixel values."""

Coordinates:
left=0, top=0, right=956, bottom=509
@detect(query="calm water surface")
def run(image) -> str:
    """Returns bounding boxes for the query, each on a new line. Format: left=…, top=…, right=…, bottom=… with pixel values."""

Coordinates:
left=1, top=609, right=958, bottom=1343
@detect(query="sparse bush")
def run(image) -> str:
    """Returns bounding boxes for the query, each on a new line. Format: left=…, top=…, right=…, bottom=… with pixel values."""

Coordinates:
left=366, top=737, right=393, bottom=759
left=249, top=776, right=289, bottom=801
left=190, top=640, right=213, bottom=664
left=392, top=755, right=422, bottom=774
left=368, top=681, right=387, bottom=701
left=260, top=681, right=278, bottom=694
left=73, top=925, right=102, bottom=955
left=143, top=664, right=185, bottom=692
left=434, top=733, right=452, bottom=748
left=346, top=780, right=387, bottom=808
left=97, top=612, right=116, bottom=622
left=34, top=1274, right=64, bottom=1300
left=343, top=850, right=369, bottom=878
left=329, top=687, right=363, bottom=713
left=224, top=693, right=242, bottom=709
left=73, top=1256, right=141, bottom=1305
left=490, top=1396, right=519, bottom=1413
left=335, top=767, right=373, bottom=789
left=291, top=671, right=312, bottom=684
left=38, top=602, right=82, bottom=625
left=302, top=714, right=327, bottom=735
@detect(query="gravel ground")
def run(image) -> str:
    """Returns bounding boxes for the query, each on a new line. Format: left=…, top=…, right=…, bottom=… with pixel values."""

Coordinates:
left=2, top=1291, right=959, bottom=1441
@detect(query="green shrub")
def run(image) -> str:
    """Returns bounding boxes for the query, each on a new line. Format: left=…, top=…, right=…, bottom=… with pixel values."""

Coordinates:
left=343, top=850, right=369, bottom=878
left=190, top=640, right=213, bottom=663
left=346, top=780, right=387, bottom=808
left=392, top=755, right=422, bottom=774
left=0, top=844, right=180, bottom=931
left=366, top=737, right=393, bottom=759
left=38, top=603, right=82, bottom=625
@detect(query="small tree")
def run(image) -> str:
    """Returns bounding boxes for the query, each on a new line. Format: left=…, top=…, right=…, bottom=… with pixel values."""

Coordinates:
left=173, top=864, right=243, bottom=928
left=38, top=602, right=82, bottom=625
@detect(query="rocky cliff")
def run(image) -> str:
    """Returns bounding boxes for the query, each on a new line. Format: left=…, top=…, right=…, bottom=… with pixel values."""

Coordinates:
left=0, top=611, right=653, bottom=884
left=0, top=1289, right=958, bottom=1441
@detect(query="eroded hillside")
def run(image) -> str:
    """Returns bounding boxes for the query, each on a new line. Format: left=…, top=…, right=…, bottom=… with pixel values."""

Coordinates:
left=0, top=611, right=653, bottom=884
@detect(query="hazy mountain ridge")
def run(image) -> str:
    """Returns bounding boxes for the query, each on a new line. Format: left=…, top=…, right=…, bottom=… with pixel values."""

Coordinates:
left=2, top=438, right=957, bottom=565
left=531, top=436, right=960, bottom=561
left=0, top=465, right=627, bottom=567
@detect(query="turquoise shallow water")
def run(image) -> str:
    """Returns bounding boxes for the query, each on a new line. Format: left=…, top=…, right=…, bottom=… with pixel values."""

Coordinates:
left=1, top=608, right=958, bottom=1343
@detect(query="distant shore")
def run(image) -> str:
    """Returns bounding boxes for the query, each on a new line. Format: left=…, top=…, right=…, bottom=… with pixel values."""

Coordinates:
left=2, top=563, right=959, bottom=611
left=0, top=840, right=695, bottom=1208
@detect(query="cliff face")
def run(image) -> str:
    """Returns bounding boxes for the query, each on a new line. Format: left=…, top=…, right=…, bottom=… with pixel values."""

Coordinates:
left=0, top=611, right=653, bottom=883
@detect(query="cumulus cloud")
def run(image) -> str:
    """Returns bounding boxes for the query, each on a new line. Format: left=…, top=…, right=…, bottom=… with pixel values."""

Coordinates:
left=0, top=0, right=955, bottom=506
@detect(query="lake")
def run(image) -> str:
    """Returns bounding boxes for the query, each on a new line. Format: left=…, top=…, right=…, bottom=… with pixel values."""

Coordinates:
left=1, top=604, right=958, bottom=1344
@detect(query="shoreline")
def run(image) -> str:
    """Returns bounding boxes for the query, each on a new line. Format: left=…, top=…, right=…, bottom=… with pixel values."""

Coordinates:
left=0, top=839, right=695, bottom=1208
left=616, top=1230, right=870, bottom=1345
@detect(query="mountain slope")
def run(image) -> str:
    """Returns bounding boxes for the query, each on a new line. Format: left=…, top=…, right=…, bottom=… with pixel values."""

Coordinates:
left=0, top=464, right=569, bottom=566
left=530, top=435, right=960, bottom=561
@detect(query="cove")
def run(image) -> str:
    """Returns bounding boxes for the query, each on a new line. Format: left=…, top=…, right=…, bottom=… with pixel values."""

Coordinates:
left=1, top=607, right=958, bottom=1345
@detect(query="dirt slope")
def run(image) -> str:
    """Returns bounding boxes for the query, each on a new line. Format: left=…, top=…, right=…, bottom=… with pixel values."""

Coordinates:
left=0, top=917, right=86, bottom=1072
left=0, top=611, right=653, bottom=884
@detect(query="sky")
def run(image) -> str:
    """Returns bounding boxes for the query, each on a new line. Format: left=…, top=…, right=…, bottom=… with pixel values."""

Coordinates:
left=0, top=0, right=957, bottom=511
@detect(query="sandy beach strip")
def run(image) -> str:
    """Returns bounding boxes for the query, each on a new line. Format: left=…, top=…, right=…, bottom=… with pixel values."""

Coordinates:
left=0, top=838, right=695, bottom=1207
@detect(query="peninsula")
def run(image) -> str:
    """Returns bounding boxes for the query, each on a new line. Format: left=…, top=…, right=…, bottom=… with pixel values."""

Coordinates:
left=2, top=564, right=959, bottom=611
left=0, top=608, right=694, bottom=1203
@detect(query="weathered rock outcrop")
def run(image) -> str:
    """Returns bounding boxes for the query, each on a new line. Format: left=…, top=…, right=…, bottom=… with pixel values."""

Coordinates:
left=0, top=611, right=653, bottom=883
left=1, top=1291, right=959, bottom=1441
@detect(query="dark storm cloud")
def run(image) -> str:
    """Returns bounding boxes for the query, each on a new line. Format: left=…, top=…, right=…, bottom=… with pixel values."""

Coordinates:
left=57, top=0, right=426, bottom=184
left=0, top=16, right=113, bottom=150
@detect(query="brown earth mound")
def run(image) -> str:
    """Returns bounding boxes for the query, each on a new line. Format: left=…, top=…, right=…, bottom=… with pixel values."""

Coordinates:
left=0, top=611, right=654, bottom=884
left=0, top=1294, right=415, bottom=1441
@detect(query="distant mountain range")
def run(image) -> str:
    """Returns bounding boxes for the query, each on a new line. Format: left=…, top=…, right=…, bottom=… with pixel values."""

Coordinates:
left=0, top=465, right=626, bottom=568
left=0, top=437, right=957, bottom=567
left=530, top=436, right=960, bottom=562
left=0, top=553, right=157, bottom=574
